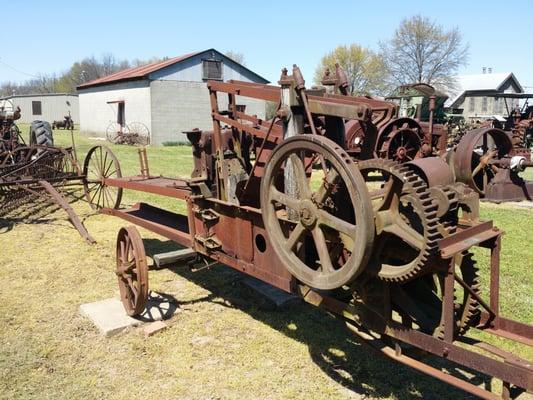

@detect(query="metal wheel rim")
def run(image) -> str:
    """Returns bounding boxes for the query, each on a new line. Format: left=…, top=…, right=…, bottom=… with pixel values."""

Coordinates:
left=376, top=119, right=423, bottom=162
left=106, top=122, right=129, bottom=144
left=359, top=159, right=439, bottom=282
left=83, top=145, right=122, bottom=210
left=260, top=135, right=374, bottom=290
left=115, top=226, right=149, bottom=316
left=454, top=128, right=512, bottom=194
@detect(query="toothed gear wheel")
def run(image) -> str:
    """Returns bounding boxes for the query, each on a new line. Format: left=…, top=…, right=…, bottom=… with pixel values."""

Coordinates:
left=397, top=250, right=481, bottom=339
left=429, top=185, right=459, bottom=219
left=359, top=159, right=440, bottom=282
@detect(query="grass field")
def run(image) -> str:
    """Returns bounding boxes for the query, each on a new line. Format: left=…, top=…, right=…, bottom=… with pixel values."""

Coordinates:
left=1, top=126, right=532, bottom=400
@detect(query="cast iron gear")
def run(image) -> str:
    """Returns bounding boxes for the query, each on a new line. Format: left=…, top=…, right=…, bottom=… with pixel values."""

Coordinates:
left=358, top=159, right=440, bottom=282
left=395, top=250, right=481, bottom=339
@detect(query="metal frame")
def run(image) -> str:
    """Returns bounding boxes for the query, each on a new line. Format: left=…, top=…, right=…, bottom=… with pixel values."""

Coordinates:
left=100, top=70, right=532, bottom=399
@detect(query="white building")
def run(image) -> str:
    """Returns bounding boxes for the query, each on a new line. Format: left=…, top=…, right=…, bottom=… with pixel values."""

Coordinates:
left=77, top=49, right=269, bottom=145
left=2, top=93, right=78, bottom=124
left=445, top=72, right=523, bottom=121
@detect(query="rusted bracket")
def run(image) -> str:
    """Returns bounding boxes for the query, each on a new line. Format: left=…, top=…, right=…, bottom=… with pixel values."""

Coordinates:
left=194, top=234, right=221, bottom=251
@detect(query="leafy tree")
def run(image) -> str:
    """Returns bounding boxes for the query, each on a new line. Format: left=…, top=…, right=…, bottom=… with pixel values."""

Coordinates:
left=380, top=15, right=469, bottom=90
left=314, top=44, right=389, bottom=96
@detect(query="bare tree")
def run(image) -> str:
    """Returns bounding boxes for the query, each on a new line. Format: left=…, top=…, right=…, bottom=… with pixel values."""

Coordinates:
left=380, top=15, right=469, bottom=90
left=314, top=44, right=389, bottom=96
left=225, top=51, right=246, bottom=66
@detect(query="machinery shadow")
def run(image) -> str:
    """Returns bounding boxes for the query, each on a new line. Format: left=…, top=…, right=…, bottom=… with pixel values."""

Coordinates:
left=143, top=238, right=488, bottom=400
left=0, top=187, right=89, bottom=231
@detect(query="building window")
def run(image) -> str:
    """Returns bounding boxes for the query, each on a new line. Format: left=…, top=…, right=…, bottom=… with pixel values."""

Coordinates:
left=32, top=101, right=42, bottom=115
left=202, top=60, right=223, bottom=80
left=469, top=97, right=475, bottom=112
left=117, top=102, right=125, bottom=126
left=494, top=97, right=500, bottom=114
left=482, top=97, right=488, bottom=112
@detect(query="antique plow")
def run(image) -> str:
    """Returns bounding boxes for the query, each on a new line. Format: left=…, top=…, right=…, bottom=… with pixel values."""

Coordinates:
left=97, top=66, right=531, bottom=399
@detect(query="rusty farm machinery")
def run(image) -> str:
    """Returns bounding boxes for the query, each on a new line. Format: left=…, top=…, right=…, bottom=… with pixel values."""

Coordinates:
left=0, top=98, right=124, bottom=243
left=320, top=64, right=533, bottom=202
left=83, top=66, right=533, bottom=399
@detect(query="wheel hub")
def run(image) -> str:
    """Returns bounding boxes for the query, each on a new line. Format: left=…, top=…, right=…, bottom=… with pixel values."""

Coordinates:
left=299, top=199, right=317, bottom=228
left=395, top=146, right=407, bottom=161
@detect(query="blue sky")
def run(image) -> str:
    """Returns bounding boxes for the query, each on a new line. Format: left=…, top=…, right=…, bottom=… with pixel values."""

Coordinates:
left=2, top=0, right=532, bottom=90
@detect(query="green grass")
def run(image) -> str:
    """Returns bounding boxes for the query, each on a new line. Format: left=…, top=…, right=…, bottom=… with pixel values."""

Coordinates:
left=0, top=126, right=532, bottom=400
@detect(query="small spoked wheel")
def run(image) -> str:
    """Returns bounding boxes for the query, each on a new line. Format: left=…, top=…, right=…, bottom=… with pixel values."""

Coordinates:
left=115, top=226, right=149, bottom=316
left=260, top=135, right=374, bottom=290
left=83, top=145, right=122, bottom=209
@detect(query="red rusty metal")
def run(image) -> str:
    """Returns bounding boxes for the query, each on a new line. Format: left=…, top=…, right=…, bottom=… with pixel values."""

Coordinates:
left=0, top=136, right=99, bottom=243
left=98, top=70, right=532, bottom=399
left=452, top=127, right=533, bottom=201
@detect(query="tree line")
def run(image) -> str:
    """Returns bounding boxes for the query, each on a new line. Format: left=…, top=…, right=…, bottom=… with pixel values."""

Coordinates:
left=0, top=54, right=165, bottom=97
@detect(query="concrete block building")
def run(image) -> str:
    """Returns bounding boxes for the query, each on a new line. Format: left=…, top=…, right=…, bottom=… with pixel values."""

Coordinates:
left=445, top=72, right=523, bottom=121
left=77, top=49, right=269, bottom=144
left=3, top=93, right=78, bottom=124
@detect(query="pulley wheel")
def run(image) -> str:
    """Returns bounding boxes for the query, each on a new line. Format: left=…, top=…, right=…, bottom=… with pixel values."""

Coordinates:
left=261, top=135, right=374, bottom=290
left=453, top=128, right=512, bottom=195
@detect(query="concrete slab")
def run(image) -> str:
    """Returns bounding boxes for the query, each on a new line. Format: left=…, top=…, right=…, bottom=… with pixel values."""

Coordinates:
left=80, top=292, right=178, bottom=337
left=242, top=277, right=300, bottom=309
left=144, top=321, right=168, bottom=337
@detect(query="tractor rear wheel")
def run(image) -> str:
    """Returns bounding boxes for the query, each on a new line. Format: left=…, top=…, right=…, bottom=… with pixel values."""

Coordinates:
left=29, top=120, right=54, bottom=146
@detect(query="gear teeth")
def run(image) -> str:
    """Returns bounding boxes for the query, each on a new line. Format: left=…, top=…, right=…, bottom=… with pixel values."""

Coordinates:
left=359, top=158, right=441, bottom=283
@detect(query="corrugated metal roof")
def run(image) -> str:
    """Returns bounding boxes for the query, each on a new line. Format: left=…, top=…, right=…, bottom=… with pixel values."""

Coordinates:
left=445, top=72, right=523, bottom=107
left=77, top=51, right=202, bottom=89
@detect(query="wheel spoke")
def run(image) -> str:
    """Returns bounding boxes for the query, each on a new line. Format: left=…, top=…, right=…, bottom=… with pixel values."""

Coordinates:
left=285, top=223, right=306, bottom=251
left=472, top=163, right=483, bottom=177
left=89, top=184, right=103, bottom=205
left=288, top=154, right=311, bottom=199
left=383, top=217, right=425, bottom=250
left=126, top=276, right=138, bottom=300
left=270, top=186, right=301, bottom=211
left=312, top=227, right=335, bottom=273
left=102, top=150, right=108, bottom=177
left=318, top=209, right=356, bottom=237
left=90, top=154, right=102, bottom=177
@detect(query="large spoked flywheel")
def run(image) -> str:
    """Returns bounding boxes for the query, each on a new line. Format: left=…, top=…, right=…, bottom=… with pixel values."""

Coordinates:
left=260, top=135, right=375, bottom=290
left=453, top=128, right=512, bottom=195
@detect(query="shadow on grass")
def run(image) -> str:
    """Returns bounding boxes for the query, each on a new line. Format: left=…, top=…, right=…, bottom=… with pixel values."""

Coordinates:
left=142, top=238, right=489, bottom=400
left=0, top=187, right=94, bottom=234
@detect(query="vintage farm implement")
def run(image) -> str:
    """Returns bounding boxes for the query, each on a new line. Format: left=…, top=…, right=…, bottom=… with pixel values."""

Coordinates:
left=321, top=65, right=533, bottom=202
left=92, top=66, right=531, bottom=399
left=0, top=100, right=123, bottom=243
left=0, top=142, right=125, bottom=244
